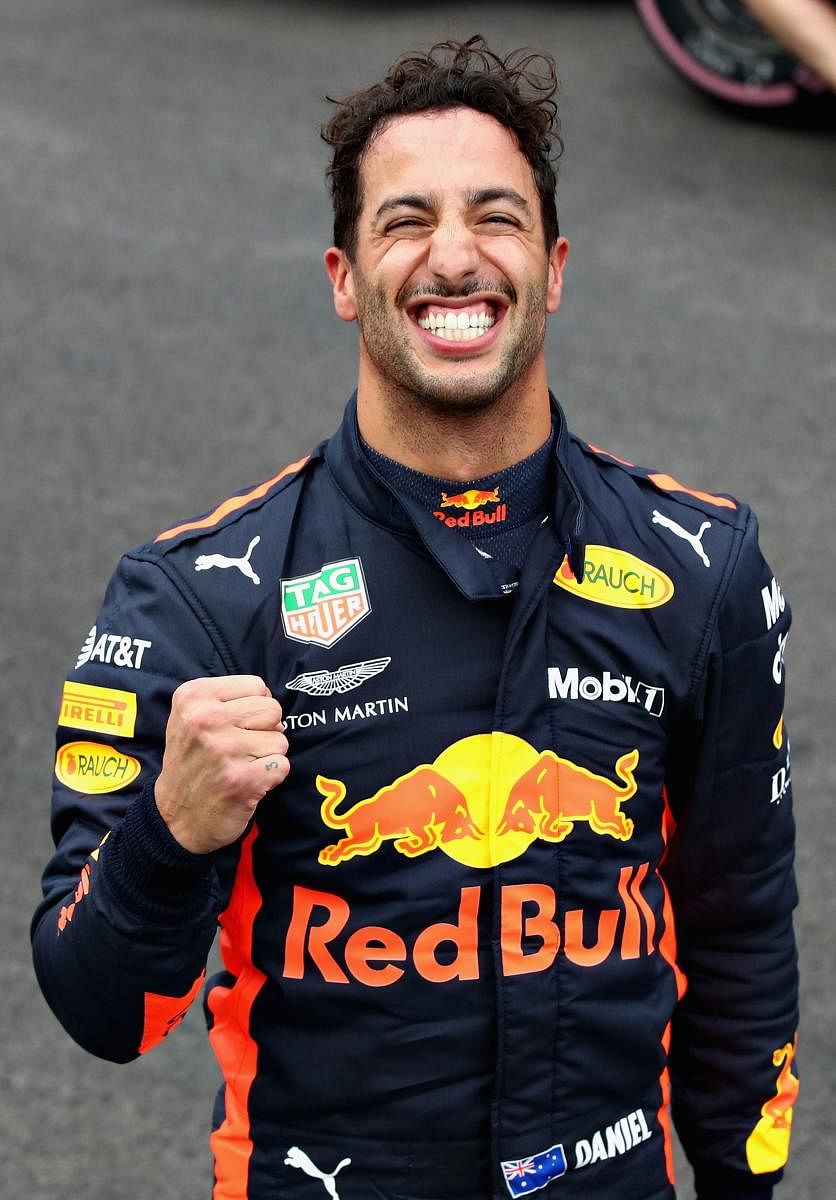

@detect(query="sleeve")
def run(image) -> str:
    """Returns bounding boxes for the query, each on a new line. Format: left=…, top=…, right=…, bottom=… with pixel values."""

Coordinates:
left=662, top=511, right=799, bottom=1199
left=31, top=550, right=238, bottom=1063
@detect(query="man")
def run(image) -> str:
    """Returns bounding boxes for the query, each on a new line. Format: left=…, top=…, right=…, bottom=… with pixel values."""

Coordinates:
left=745, top=0, right=836, bottom=90
left=33, top=36, right=798, bottom=1200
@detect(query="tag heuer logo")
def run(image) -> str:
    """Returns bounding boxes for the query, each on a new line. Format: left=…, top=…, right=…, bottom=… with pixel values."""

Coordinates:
left=281, top=558, right=370, bottom=647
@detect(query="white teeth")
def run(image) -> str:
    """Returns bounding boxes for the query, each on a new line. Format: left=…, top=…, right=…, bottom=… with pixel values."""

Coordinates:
left=416, top=309, right=497, bottom=339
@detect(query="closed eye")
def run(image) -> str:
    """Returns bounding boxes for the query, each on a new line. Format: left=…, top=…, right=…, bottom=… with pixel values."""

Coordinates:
left=480, top=214, right=520, bottom=228
left=385, top=217, right=430, bottom=232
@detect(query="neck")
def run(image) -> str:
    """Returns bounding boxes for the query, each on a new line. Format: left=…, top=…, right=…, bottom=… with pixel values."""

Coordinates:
left=355, top=362, right=553, bottom=480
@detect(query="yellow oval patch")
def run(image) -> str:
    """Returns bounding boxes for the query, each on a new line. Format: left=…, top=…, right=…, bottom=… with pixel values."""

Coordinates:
left=55, top=741, right=141, bottom=793
left=554, top=546, right=674, bottom=610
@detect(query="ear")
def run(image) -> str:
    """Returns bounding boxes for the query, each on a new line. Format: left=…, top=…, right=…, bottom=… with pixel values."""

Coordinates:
left=546, top=236, right=570, bottom=315
left=324, top=247, right=358, bottom=323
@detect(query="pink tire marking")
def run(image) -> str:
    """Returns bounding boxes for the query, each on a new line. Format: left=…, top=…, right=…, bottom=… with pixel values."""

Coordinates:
left=636, top=0, right=798, bottom=105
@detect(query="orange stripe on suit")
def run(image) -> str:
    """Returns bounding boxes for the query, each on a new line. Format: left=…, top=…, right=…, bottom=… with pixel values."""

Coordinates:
left=209, top=827, right=266, bottom=1200
left=156, top=456, right=310, bottom=542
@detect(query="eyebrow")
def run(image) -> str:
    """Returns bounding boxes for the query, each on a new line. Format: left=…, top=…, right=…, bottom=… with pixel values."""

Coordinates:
left=374, top=193, right=436, bottom=221
left=466, top=187, right=532, bottom=217
left=373, top=187, right=533, bottom=223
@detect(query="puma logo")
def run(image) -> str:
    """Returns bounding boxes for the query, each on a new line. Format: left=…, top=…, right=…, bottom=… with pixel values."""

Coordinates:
left=651, top=510, right=712, bottom=568
left=284, top=1146, right=351, bottom=1200
left=194, top=535, right=261, bottom=584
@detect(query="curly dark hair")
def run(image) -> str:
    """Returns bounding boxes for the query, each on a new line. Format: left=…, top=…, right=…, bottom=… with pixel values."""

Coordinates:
left=321, top=35, right=563, bottom=259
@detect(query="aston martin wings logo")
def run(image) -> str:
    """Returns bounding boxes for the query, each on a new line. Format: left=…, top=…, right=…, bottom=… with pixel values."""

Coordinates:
left=286, top=657, right=391, bottom=697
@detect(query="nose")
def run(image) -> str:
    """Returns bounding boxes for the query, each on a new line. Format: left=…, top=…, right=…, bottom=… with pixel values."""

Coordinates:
left=426, top=220, right=480, bottom=288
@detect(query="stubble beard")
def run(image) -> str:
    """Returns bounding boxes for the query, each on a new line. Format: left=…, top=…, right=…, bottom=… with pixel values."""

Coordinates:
left=354, top=276, right=549, bottom=419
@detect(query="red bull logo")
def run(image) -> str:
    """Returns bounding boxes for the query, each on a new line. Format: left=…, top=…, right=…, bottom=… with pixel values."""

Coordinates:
left=285, top=736, right=652, bottom=987
left=283, top=861, right=657, bottom=986
left=440, top=487, right=501, bottom=511
left=435, top=487, right=507, bottom=528
left=57, top=863, right=91, bottom=932
left=745, top=1037, right=799, bottom=1173
left=316, top=733, right=637, bottom=869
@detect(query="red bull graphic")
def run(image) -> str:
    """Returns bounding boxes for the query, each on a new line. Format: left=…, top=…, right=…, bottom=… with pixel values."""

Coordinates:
left=497, top=749, right=637, bottom=842
left=316, top=733, right=638, bottom=870
left=440, top=487, right=501, bottom=510
left=289, top=736, right=653, bottom=987
left=138, top=972, right=206, bottom=1055
left=435, top=487, right=507, bottom=528
left=745, top=1037, right=799, bottom=1173
left=57, top=832, right=109, bottom=933
left=283, top=862, right=657, bottom=986
left=57, top=862, right=91, bottom=932
left=317, top=768, right=480, bottom=865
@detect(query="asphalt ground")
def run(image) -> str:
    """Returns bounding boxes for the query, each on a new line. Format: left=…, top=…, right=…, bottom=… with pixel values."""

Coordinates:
left=2, top=2, right=834, bottom=1197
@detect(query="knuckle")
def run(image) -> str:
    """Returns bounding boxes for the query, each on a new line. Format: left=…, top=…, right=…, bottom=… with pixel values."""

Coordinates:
left=220, top=761, right=247, bottom=798
left=173, top=677, right=207, bottom=703
left=189, top=701, right=221, bottom=735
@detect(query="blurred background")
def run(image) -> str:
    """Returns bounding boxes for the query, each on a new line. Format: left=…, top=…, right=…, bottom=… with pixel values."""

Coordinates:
left=3, top=2, right=834, bottom=1197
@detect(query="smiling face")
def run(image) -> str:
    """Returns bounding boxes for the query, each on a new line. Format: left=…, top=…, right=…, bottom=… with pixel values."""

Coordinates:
left=325, top=107, right=569, bottom=444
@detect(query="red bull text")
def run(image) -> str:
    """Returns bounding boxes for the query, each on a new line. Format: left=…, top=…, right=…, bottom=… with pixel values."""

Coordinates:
left=283, top=863, right=658, bottom=986
left=435, top=487, right=507, bottom=528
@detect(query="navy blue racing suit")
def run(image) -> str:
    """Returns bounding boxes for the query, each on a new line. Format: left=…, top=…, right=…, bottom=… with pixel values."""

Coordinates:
left=33, top=395, right=798, bottom=1200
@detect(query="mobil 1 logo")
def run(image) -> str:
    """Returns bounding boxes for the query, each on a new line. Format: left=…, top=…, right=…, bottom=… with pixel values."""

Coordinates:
left=548, top=666, right=665, bottom=717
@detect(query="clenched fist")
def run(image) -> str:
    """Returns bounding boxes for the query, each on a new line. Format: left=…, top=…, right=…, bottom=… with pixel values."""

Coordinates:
left=154, top=675, right=289, bottom=854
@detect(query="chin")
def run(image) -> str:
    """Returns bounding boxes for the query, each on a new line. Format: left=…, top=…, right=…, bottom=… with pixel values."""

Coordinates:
left=409, top=384, right=509, bottom=417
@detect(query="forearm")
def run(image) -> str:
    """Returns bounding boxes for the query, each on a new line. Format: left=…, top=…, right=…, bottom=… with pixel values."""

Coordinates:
left=32, top=784, right=220, bottom=1062
left=745, top=0, right=836, bottom=87
left=672, top=914, right=799, bottom=1198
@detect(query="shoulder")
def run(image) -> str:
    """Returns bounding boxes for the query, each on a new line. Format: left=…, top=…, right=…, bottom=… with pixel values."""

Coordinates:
left=567, top=434, right=753, bottom=555
left=564, top=435, right=766, bottom=620
left=569, top=435, right=749, bottom=531
left=131, top=451, right=319, bottom=573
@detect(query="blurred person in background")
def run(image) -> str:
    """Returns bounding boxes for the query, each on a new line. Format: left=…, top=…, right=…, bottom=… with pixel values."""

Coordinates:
left=745, top=0, right=836, bottom=89
left=32, top=35, right=799, bottom=1200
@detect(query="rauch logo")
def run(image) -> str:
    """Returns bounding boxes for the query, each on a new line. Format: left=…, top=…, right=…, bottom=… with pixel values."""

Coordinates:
left=554, top=546, right=674, bottom=610
left=55, top=742, right=141, bottom=793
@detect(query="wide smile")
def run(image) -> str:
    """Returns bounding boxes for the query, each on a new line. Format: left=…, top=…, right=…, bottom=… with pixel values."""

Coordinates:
left=406, top=297, right=508, bottom=354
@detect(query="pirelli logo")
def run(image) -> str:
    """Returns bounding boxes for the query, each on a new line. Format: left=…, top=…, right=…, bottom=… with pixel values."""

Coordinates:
left=59, top=681, right=137, bottom=738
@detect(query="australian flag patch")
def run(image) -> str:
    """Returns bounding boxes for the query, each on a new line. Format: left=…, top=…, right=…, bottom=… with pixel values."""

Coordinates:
left=501, top=1144, right=568, bottom=1196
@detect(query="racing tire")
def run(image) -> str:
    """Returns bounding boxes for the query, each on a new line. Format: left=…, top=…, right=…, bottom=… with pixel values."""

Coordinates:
left=634, top=0, right=835, bottom=115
